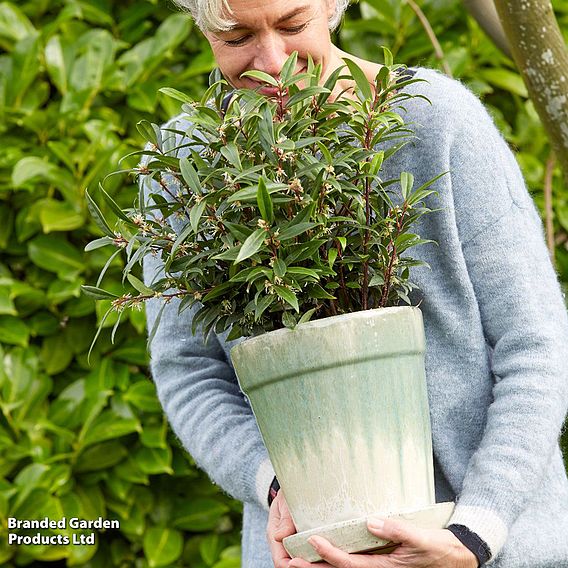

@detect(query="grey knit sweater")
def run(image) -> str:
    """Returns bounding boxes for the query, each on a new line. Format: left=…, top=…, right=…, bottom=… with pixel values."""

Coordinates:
left=143, top=67, right=568, bottom=567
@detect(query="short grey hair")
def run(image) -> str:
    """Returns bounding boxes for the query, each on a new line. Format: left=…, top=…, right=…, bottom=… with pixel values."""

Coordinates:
left=172, top=0, right=352, bottom=32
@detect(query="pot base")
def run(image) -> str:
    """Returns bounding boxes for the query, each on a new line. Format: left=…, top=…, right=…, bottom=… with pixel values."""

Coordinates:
left=283, top=502, right=455, bottom=562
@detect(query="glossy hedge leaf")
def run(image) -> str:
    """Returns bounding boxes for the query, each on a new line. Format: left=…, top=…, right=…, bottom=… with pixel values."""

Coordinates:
left=212, top=559, right=240, bottom=568
left=38, top=198, right=84, bottom=233
left=75, top=441, right=128, bottom=473
left=0, top=316, right=29, bottom=346
left=0, top=3, right=36, bottom=42
left=143, top=527, right=183, bottom=568
left=28, top=235, right=84, bottom=280
left=172, top=498, right=229, bottom=531
left=135, top=446, right=173, bottom=475
left=140, top=423, right=167, bottom=449
left=40, top=334, right=73, bottom=375
left=124, top=381, right=162, bottom=413
left=81, top=411, right=141, bottom=448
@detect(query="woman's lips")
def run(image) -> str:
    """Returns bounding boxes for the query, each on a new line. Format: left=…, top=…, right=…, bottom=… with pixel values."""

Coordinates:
left=258, top=86, right=281, bottom=96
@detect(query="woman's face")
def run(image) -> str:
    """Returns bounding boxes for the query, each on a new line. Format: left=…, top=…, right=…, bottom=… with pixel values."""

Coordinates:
left=205, top=0, right=337, bottom=94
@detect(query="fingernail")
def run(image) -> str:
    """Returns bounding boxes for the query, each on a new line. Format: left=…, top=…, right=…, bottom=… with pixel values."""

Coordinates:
left=367, top=516, right=385, bottom=531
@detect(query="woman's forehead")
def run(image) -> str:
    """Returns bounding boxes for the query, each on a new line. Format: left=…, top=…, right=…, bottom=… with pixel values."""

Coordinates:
left=221, top=0, right=319, bottom=27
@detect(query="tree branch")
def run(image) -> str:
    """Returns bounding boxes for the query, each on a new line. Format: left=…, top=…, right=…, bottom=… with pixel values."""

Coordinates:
left=462, top=0, right=512, bottom=58
left=406, top=0, right=453, bottom=77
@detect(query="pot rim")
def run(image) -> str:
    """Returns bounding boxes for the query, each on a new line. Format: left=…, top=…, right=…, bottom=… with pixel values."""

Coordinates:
left=231, top=305, right=422, bottom=353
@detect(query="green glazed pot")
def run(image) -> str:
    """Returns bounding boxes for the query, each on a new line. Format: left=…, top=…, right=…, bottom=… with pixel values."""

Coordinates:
left=230, top=306, right=435, bottom=533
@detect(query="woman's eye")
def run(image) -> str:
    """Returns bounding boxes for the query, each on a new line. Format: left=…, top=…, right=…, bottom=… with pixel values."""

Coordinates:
left=222, top=22, right=308, bottom=46
left=224, top=35, right=250, bottom=46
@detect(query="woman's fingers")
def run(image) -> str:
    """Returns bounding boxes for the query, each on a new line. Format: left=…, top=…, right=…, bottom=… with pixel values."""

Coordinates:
left=366, top=517, right=426, bottom=549
left=291, top=535, right=390, bottom=568
left=268, top=492, right=298, bottom=568
left=287, top=518, right=430, bottom=568
left=273, top=498, right=296, bottom=541
left=289, top=556, right=333, bottom=568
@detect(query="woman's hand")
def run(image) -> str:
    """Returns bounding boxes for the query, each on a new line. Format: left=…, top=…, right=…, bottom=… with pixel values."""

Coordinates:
left=267, top=491, right=297, bottom=568
left=288, top=518, right=479, bottom=568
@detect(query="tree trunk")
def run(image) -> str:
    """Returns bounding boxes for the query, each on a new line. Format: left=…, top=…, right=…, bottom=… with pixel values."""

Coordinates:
left=493, top=0, right=568, bottom=183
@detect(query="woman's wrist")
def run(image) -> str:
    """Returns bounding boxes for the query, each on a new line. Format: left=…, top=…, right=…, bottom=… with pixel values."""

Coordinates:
left=447, top=524, right=491, bottom=566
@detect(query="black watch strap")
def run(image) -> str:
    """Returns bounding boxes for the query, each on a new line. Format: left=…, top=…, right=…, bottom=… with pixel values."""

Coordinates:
left=267, top=476, right=280, bottom=507
left=447, top=524, right=491, bottom=566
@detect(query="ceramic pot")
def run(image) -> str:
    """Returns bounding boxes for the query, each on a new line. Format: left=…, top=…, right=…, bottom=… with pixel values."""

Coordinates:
left=230, top=306, right=438, bottom=538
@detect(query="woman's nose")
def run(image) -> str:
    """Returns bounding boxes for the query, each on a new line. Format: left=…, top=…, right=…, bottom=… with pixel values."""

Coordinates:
left=253, top=33, right=289, bottom=78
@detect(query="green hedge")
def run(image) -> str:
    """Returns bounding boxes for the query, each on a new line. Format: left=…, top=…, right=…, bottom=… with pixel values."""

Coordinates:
left=0, top=1, right=566, bottom=566
left=0, top=1, right=242, bottom=566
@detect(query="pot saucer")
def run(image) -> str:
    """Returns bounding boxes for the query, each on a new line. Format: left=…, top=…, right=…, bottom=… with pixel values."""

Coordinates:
left=283, top=502, right=455, bottom=562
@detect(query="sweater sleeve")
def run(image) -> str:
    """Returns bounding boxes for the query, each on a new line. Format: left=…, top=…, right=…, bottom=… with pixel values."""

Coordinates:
left=445, top=87, right=568, bottom=561
left=140, top=119, right=275, bottom=509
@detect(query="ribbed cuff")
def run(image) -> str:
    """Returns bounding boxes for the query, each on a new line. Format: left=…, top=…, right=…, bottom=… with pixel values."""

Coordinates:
left=447, top=524, right=491, bottom=566
left=268, top=477, right=280, bottom=507
left=255, top=457, right=276, bottom=511
left=448, top=505, right=508, bottom=562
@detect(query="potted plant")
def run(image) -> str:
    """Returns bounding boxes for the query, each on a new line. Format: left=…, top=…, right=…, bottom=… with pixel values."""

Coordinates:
left=84, top=50, right=453, bottom=561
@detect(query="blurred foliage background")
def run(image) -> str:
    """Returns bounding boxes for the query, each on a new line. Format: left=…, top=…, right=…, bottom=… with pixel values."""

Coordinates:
left=0, top=0, right=566, bottom=566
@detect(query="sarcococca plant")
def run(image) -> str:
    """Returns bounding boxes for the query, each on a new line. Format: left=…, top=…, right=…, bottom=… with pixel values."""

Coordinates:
left=84, top=50, right=442, bottom=343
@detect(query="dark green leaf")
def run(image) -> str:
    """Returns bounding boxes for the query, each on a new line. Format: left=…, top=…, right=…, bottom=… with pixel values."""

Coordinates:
left=85, top=189, right=115, bottom=237
left=180, top=157, right=203, bottom=195
left=81, top=286, right=118, bottom=300
left=274, top=286, right=299, bottom=312
left=235, top=228, right=266, bottom=263
left=257, top=177, right=273, bottom=224
left=343, top=57, right=373, bottom=100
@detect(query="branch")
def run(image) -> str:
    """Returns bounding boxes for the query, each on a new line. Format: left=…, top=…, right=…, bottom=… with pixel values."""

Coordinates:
left=462, top=0, right=512, bottom=58
left=405, top=0, right=453, bottom=77
left=493, top=0, right=568, bottom=184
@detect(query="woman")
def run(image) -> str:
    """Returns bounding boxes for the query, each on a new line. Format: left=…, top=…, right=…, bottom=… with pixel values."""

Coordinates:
left=142, top=1, right=568, bottom=567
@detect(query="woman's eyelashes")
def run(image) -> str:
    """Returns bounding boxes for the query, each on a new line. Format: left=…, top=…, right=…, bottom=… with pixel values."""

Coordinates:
left=223, top=22, right=309, bottom=46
